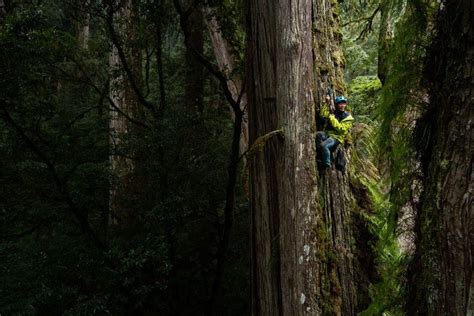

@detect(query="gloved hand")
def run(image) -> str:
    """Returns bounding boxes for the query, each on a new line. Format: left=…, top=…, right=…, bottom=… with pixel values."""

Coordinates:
left=320, top=103, right=330, bottom=118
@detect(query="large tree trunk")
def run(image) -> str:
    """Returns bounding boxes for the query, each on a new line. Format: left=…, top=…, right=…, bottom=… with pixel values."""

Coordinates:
left=248, top=0, right=372, bottom=314
left=409, top=1, right=473, bottom=314
left=247, top=0, right=320, bottom=314
left=313, top=0, right=367, bottom=314
left=312, top=0, right=345, bottom=103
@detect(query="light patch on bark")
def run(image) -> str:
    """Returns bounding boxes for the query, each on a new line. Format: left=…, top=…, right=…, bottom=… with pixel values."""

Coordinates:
left=304, top=244, right=310, bottom=256
left=300, top=293, right=306, bottom=304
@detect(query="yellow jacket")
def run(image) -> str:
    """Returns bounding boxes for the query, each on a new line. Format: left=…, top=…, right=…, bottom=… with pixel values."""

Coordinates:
left=320, top=104, right=354, bottom=144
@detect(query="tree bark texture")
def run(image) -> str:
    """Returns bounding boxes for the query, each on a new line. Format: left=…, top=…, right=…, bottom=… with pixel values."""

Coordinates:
left=108, top=0, right=144, bottom=226
left=313, top=1, right=365, bottom=314
left=312, top=0, right=346, bottom=106
left=247, top=0, right=320, bottom=314
left=409, top=1, right=473, bottom=315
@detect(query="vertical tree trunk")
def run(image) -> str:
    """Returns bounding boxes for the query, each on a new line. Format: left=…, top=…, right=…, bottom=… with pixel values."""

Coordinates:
left=313, top=0, right=346, bottom=103
left=247, top=0, right=320, bottom=314
left=248, top=0, right=371, bottom=314
left=108, top=0, right=144, bottom=226
left=313, top=1, right=368, bottom=314
left=76, top=0, right=90, bottom=49
left=276, top=1, right=319, bottom=313
left=409, top=1, right=473, bottom=314
left=109, top=44, right=129, bottom=226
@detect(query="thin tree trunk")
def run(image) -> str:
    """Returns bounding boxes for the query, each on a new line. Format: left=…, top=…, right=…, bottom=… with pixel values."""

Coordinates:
left=206, top=106, right=243, bottom=314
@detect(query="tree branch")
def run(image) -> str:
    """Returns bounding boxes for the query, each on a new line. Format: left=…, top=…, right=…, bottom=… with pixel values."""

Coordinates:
left=0, top=103, right=106, bottom=251
left=104, top=2, right=159, bottom=116
left=356, top=5, right=381, bottom=40
left=173, top=0, right=242, bottom=115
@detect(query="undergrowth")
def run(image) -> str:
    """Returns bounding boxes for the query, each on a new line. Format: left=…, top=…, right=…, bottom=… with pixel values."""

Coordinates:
left=348, top=1, right=438, bottom=314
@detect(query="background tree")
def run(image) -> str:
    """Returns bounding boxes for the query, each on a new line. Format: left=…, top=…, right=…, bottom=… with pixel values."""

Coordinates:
left=409, top=0, right=474, bottom=314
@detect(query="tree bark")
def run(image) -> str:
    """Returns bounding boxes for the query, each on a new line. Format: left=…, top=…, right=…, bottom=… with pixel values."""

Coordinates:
left=247, top=0, right=320, bottom=314
left=76, top=0, right=90, bottom=49
left=108, top=0, right=144, bottom=226
left=409, top=1, right=474, bottom=314
left=313, top=1, right=370, bottom=314
left=313, top=0, right=346, bottom=104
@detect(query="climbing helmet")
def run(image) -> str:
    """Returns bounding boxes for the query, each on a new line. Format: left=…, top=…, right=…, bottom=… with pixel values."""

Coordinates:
left=335, top=96, right=347, bottom=104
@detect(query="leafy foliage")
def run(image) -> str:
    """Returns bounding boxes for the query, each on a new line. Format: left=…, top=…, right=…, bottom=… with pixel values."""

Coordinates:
left=0, top=1, right=249, bottom=314
left=343, top=1, right=440, bottom=314
left=348, top=75, right=381, bottom=118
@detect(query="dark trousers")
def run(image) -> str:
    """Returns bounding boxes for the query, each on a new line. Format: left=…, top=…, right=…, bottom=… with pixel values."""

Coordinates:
left=316, top=131, right=338, bottom=167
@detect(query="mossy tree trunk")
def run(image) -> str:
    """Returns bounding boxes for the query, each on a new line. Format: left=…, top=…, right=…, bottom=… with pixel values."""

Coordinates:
left=409, top=1, right=473, bottom=314
left=247, top=0, right=372, bottom=314
left=313, top=1, right=372, bottom=314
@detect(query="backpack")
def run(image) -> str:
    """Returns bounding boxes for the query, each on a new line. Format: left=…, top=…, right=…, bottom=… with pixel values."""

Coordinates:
left=335, top=146, right=346, bottom=172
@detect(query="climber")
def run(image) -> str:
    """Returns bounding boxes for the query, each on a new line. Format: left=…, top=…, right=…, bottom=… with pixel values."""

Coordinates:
left=316, top=94, right=354, bottom=170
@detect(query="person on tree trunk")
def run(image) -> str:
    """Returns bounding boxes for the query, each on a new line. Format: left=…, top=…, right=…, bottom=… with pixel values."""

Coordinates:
left=316, top=94, right=354, bottom=170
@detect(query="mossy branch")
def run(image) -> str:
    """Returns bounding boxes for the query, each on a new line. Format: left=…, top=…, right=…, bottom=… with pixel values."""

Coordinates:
left=239, top=129, right=284, bottom=161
